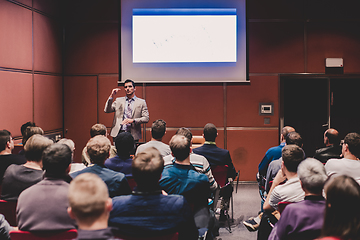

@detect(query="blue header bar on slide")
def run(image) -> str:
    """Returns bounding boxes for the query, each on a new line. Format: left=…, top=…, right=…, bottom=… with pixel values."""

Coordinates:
left=133, top=8, right=236, bottom=16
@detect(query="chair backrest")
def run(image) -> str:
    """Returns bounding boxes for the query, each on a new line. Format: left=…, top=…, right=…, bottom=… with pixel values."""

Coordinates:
left=211, top=165, right=228, bottom=188
left=115, top=232, right=178, bottom=240
left=278, top=201, right=293, bottom=214
left=191, top=136, right=205, bottom=149
left=9, top=229, right=77, bottom=240
left=127, top=177, right=137, bottom=191
left=0, top=199, right=17, bottom=226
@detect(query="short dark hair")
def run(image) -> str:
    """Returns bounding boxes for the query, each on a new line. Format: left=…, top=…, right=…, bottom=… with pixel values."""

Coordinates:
left=24, top=134, right=54, bottom=162
left=124, top=79, right=135, bottom=88
left=344, top=132, right=360, bottom=158
left=90, top=124, right=107, bottom=138
left=169, top=135, right=190, bottom=161
left=151, top=119, right=166, bottom=140
left=0, top=130, right=11, bottom=152
left=21, top=122, right=35, bottom=137
left=42, top=143, right=72, bottom=176
left=282, top=145, right=305, bottom=173
left=132, top=147, right=164, bottom=191
left=115, top=132, right=134, bottom=157
left=203, top=123, right=217, bottom=142
left=23, top=126, right=44, bottom=146
left=285, top=132, right=303, bottom=147
left=176, top=127, right=192, bottom=143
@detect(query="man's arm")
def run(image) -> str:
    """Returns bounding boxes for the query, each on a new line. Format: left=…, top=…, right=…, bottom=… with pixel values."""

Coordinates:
left=202, top=157, right=218, bottom=191
left=225, top=151, right=237, bottom=179
left=104, top=88, right=120, bottom=113
left=263, top=169, right=287, bottom=212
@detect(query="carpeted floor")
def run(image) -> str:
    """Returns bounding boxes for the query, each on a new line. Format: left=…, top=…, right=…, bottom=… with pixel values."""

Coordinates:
left=214, top=182, right=261, bottom=240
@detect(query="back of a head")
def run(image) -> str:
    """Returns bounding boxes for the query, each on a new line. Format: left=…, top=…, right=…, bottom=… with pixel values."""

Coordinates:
left=282, top=144, right=305, bottom=173
left=90, top=124, right=107, bottom=138
left=151, top=119, right=166, bottom=140
left=285, top=131, right=303, bottom=147
left=0, top=130, right=11, bottom=152
left=325, top=128, right=340, bottom=145
left=24, top=134, right=54, bottom=162
left=203, top=123, right=217, bottom=142
left=87, top=135, right=111, bottom=165
left=297, top=158, right=327, bottom=195
left=57, top=138, right=75, bottom=153
left=176, top=127, right=192, bottom=143
left=68, top=173, right=109, bottom=224
left=169, top=134, right=190, bottom=161
left=115, top=132, right=134, bottom=157
left=282, top=126, right=295, bottom=139
left=132, top=147, right=164, bottom=191
left=322, top=175, right=360, bottom=239
left=42, top=143, right=72, bottom=176
left=23, top=126, right=44, bottom=146
left=344, top=132, right=360, bottom=159
left=21, top=122, right=36, bottom=137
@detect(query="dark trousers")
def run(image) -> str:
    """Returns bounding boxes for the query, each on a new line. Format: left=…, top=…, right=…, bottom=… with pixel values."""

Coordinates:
left=257, top=211, right=278, bottom=240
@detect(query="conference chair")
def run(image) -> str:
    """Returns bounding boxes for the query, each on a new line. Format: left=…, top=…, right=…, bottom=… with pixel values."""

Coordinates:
left=115, top=232, right=178, bottom=240
left=0, top=200, right=17, bottom=226
left=9, top=229, right=77, bottom=240
left=191, top=136, right=205, bottom=149
left=277, top=201, right=293, bottom=214
left=126, top=177, right=137, bottom=191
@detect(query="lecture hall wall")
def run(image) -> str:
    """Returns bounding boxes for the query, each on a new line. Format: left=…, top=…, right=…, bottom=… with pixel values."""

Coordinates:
left=2, top=0, right=360, bottom=181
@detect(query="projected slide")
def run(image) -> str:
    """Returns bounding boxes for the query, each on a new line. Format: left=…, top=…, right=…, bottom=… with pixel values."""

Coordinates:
left=132, top=9, right=237, bottom=63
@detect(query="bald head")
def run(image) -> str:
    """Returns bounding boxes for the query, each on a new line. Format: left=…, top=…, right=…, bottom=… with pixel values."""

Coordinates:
left=281, top=126, right=295, bottom=142
left=324, top=128, right=339, bottom=146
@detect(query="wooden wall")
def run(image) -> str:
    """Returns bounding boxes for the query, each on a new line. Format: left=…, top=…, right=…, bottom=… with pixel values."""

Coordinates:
left=2, top=0, right=360, bottom=180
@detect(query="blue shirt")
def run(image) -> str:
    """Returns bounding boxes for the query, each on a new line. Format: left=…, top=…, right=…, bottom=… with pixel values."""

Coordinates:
left=104, top=155, right=133, bottom=178
left=258, top=142, right=285, bottom=176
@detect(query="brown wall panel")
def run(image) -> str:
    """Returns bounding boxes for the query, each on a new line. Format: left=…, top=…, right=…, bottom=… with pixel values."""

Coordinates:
left=248, top=22, right=304, bottom=73
left=307, top=22, right=360, bottom=73
left=145, top=84, right=224, bottom=128
left=12, top=0, right=32, bottom=7
left=227, top=76, right=279, bottom=127
left=33, top=0, right=62, bottom=17
left=64, top=23, right=118, bottom=74
left=34, top=13, right=62, bottom=73
left=248, top=0, right=304, bottom=19
left=307, top=1, right=360, bottom=20
left=227, top=129, right=279, bottom=181
left=0, top=71, right=33, bottom=137
left=64, top=0, right=118, bottom=22
left=64, top=76, right=97, bottom=163
left=34, top=75, right=63, bottom=131
left=0, top=0, right=32, bottom=70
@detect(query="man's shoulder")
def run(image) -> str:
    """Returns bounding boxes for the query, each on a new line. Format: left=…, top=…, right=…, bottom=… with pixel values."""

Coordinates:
left=190, top=153, right=207, bottom=163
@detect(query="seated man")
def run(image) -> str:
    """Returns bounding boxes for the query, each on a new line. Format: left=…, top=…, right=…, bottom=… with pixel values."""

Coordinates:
left=258, top=145, right=305, bottom=240
left=0, top=130, right=26, bottom=183
left=135, top=119, right=171, bottom=157
left=68, top=173, right=116, bottom=240
left=17, top=143, right=76, bottom=231
left=1, top=134, right=53, bottom=201
left=269, top=158, right=327, bottom=240
left=71, top=135, right=131, bottom=198
left=325, top=132, right=360, bottom=184
left=104, top=132, right=134, bottom=177
left=109, top=147, right=198, bottom=240
left=160, top=135, right=211, bottom=232
left=313, top=128, right=342, bottom=164
left=164, top=127, right=218, bottom=192
left=82, top=123, right=117, bottom=166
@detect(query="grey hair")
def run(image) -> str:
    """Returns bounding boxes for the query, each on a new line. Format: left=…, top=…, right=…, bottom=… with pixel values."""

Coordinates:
left=297, top=158, right=327, bottom=194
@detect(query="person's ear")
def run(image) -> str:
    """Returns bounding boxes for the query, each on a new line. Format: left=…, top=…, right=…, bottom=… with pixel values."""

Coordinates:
left=106, top=198, right=112, bottom=212
left=67, top=207, right=76, bottom=219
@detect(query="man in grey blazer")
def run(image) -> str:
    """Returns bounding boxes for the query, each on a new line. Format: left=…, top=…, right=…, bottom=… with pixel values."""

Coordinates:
left=104, top=79, right=149, bottom=142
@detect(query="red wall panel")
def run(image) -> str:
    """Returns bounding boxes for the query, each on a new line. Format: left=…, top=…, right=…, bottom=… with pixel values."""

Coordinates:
left=64, top=76, right=98, bottom=163
left=34, top=13, right=62, bottom=73
left=227, top=129, right=279, bottom=181
left=0, top=71, right=33, bottom=137
left=227, top=76, right=279, bottom=127
left=33, top=0, right=62, bottom=17
left=0, top=0, right=32, bottom=70
left=249, top=22, right=304, bottom=73
left=145, top=84, right=224, bottom=128
left=65, top=23, right=118, bottom=74
left=34, top=75, right=63, bottom=131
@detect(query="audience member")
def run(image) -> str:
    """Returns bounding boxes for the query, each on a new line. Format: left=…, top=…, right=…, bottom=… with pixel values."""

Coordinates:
left=58, top=138, right=86, bottom=174
left=105, top=132, right=134, bottom=177
left=17, top=143, right=76, bottom=231
left=71, top=135, right=131, bottom=198
left=22, top=126, right=44, bottom=147
left=0, top=130, right=26, bottom=183
left=68, top=173, right=116, bottom=240
left=0, top=214, right=11, bottom=240
left=325, top=132, right=360, bottom=184
left=1, top=134, right=53, bottom=201
left=135, top=119, right=171, bottom=157
left=164, top=127, right=218, bottom=192
left=269, top=158, right=327, bottom=240
left=314, top=128, right=342, bottom=163
left=20, top=121, right=36, bottom=146
left=257, top=144, right=305, bottom=240
left=109, top=147, right=198, bottom=240
left=82, top=124, right=116, bottom=166
left=319, top=175, right=360, bottom=240
left=160, top=135, right=211, bottom=232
